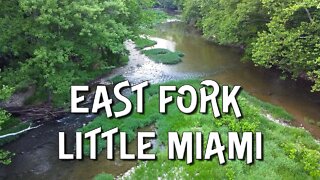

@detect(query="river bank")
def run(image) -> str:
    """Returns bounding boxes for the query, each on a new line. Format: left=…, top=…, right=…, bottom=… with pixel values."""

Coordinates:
left=112, top=80, right=319, bottom=179
left=152, top=21, right=320, bottom=138
left=1, top=20, right=320, bottom=179
left=77, top=21, right=320, bottom=179
left=0, top=28, right=200, bottom=179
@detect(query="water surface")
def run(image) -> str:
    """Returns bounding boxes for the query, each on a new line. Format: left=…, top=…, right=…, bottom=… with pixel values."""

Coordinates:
left=1, top=21, right=320, bottom=180
left=153, top=22, right=320, bottom=137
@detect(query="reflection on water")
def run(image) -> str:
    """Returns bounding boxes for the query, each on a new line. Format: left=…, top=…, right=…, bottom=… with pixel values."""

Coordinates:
left=2, top=21, right=320, bottom=180
left=154, top=22, right=320, bottom=137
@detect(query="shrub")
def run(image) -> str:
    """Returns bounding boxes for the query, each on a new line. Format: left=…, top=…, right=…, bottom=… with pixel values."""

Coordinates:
left=282, top=143, right=320, bottom=177
left=0, top=149, right=14, bottom=165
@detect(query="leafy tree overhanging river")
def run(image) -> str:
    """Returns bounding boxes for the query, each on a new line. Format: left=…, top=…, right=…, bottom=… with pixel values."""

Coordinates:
left=1, top=20, right=320, bottom=179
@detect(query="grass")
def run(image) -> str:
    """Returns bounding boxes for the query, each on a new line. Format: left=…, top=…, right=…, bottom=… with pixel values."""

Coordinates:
left=134, top=37, right=157, bottom=50
left=94, top=173, right=114, bottom=180
left=142, top=48, right=184, bottom=64
left=79, top=92, right=160, bottom=155
left=80, top=79, right=320, bottom=179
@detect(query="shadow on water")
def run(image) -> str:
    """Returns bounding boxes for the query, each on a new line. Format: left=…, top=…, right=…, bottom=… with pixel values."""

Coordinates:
left=1, top=21, right=320, bottom=179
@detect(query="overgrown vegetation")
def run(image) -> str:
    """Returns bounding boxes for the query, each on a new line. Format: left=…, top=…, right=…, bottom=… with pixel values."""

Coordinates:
left=134, top=37, right=157, bottom=50
left=134, top=37, right=184, bottom=64
left=0, top=84, right=15, bottom=164
left=0, top=119, right=30, bottom=146
left=138, top=9, right=169, bottom=35
left=0, top=0, right=158, bottom=106
left=133, top=36, right=184, bottom=64
left=81, top=80, right=320, bottom=178
left=0, top=0, right=163, bottom=165
left=142, top=48, right=184, bottom=64
left=180, top=0, right=320, bottom=92
left=79, top=92, right=159, bottom=155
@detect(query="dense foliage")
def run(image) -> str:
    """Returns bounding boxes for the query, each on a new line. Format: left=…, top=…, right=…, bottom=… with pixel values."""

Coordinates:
left=0, top=0, right=155, bottom=106
left=252, top=0, right=320, bottom=92
left=181, top=0, right=320, bottom=91
left=0, top=83, right=14, bottom=165
left=0, top=0, right=159, bottom=165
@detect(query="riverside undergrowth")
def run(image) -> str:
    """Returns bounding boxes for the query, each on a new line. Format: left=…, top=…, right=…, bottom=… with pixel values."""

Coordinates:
left=80, top=80, right=320, bottom=179
left=142, top=48, right=184, bottom=64
left=133, top=37, right=184, bottom=64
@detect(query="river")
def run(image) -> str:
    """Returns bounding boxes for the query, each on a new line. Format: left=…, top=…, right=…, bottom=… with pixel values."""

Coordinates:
left=1, top=21, right=320, bottom=179
left=151, top=21, right=320, bottom=137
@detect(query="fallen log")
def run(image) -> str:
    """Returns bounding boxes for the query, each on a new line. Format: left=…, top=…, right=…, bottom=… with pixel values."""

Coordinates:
left=4, top=105, right=68, bottom=123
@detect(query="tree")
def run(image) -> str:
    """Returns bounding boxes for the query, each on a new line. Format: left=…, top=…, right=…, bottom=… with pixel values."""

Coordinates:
left=252, top=0, right=320, bottom=91
left=0, top=0, right=155, bottom=105
left=180, top=0, right=320, bottom=91
left=0, top=81, right=15, bottom=165
left=182, top=0, right=269, bottom=46
left=0, top=0, right=157, bottom=164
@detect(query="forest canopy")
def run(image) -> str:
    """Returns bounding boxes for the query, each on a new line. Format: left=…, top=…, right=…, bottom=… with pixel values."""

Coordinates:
left=0, top=0, right=160, bottom=164
left=181, top=0, right=320, bottom=92
left=0, top=0, right=156, bottom=106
